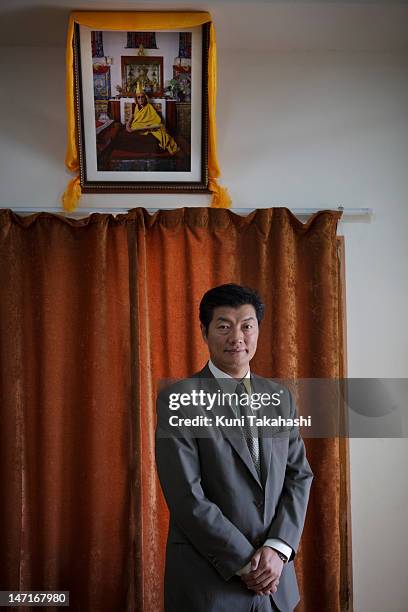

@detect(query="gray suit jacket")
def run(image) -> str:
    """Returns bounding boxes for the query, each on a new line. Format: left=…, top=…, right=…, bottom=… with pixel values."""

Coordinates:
left=155, top=364, right=313, bottom=612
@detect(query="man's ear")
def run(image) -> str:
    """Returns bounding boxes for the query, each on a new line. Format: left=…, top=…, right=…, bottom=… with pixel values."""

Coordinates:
left=200, top=323, right=208, bottom=344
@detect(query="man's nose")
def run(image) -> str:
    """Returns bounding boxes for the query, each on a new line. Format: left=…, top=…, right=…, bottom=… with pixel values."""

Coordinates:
left=229, top=328, right=244, bottom=344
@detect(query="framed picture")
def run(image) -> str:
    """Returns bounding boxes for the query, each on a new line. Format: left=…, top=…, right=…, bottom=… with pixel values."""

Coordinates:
left=73, top=24, right=210, bottom=193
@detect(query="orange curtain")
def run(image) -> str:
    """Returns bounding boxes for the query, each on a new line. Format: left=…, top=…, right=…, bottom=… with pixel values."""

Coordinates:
left=0, top=207, right=346, bottom=612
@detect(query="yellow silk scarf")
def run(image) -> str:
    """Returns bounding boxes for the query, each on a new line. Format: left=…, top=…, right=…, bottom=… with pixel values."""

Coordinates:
left=63, top=11, right=231, bottom=211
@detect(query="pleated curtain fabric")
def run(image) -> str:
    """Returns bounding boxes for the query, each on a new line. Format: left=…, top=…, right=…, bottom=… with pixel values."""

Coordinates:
left=0, top=207, right=345, bottom=612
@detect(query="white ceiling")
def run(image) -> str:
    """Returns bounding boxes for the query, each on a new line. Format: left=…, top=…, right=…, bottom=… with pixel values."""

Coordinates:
left=0, top=0, right=408, bottom=50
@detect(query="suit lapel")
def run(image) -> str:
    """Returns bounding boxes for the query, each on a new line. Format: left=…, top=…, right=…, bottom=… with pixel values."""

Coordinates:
left=197, top=364, right=263, bottom=489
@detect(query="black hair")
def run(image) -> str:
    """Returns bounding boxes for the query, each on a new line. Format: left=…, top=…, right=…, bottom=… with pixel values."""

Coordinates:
left=199, top=284, right=265, bottom=332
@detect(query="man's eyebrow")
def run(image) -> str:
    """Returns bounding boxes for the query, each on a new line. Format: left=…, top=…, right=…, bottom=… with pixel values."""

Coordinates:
left=215, top=316, right=256, bottom=323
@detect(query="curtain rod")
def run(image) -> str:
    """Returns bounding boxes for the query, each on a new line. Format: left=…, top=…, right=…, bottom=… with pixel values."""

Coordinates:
left=4, top=207, right=372, bottom=218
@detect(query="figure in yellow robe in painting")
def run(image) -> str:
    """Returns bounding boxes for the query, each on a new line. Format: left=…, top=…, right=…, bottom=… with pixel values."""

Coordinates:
left=125, top=84, right=178, bottom=155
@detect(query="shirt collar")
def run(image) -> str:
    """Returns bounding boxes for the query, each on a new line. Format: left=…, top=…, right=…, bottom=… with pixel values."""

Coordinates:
left=208, top=360, right=250, bottom=380
left=208, top=360, right=251, bottom=395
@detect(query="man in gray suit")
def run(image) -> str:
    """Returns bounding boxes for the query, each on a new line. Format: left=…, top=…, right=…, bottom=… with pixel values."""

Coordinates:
left=155, top=284, right=313, bottom=611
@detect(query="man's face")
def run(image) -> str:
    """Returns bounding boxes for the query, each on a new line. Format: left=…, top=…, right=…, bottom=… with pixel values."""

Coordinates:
left=201, top=304, right=259, bottom=377
left=136, top=94, right=147, bottom=107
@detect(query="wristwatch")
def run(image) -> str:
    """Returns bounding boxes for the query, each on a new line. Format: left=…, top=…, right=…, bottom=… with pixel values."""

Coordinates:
left=273, top=549, right=288, bottom=564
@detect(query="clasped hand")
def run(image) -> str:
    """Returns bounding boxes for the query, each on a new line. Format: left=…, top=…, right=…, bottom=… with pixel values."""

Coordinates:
left=240, top=547, right=284, bottom=596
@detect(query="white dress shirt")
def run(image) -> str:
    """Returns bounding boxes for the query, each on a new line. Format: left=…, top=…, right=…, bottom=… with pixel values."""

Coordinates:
left=207, top=360, right=293, bottom=573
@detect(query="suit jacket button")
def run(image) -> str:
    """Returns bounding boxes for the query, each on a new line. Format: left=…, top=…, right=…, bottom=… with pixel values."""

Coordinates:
left=254, top=537, right=262, bottom=547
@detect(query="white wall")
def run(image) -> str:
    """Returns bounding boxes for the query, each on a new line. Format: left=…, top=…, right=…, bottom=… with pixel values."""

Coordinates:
left=1, top=39, right=408, bottom=612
